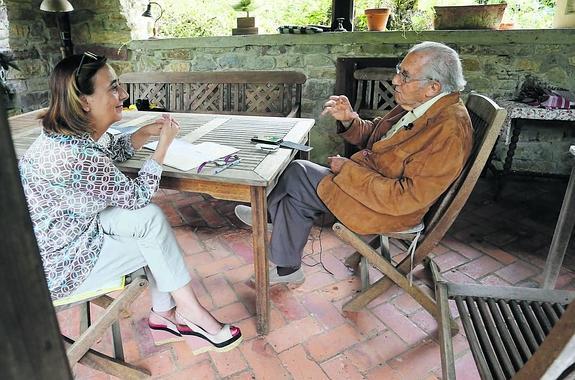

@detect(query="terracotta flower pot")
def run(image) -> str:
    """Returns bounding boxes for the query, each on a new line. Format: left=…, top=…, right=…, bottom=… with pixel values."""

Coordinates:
left=498, top=22, right=514, bottom=30
left=434, top=4, right=507, bottom=30
left=365, top=8, right=391, bottom=31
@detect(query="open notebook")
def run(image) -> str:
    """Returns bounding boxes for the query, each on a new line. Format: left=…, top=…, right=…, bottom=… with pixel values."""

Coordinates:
left=143, top=140, right=239, bottom=172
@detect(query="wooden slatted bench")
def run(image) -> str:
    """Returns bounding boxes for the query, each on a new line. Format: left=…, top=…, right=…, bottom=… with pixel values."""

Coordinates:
left=119, top=71, right=306, bottom=118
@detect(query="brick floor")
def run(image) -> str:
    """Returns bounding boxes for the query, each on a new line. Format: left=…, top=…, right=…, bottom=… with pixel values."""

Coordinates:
left=61, top=177, right=575, bottom=379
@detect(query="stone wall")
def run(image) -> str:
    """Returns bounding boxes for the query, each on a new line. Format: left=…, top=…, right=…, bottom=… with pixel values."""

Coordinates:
left=2, top=0, right=60, bottom=113
left=1, top=0, right=141, bottom=114
left=126, top=30, right=575, bottom=174
left=2, top=0, right=574, bottom=174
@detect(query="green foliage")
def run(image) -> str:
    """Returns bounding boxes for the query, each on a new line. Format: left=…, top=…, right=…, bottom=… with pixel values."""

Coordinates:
left=232, top=0, right=257, bottom=17
left=159, top=0, right=331, bottom=37
left=354, top=0, right=432, bottom=32
left=504, top=0, right=555, bottom=28
left=156, top=0, right=554, bottom=38
left=289, top=6, right=332, bottom=26
left=387, top=0, right=432, bottom=32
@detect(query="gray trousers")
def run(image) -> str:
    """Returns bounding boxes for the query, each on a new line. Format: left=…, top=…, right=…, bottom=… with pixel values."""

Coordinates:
left=268, top=160, right=332, bottom=268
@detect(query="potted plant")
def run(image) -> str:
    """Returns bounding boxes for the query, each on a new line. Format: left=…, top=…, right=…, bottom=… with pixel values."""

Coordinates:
left=364, top=1, right=392, bottom=31
left=387, top=0, right=430, bottom=33
left=0, top=51, right=20, bottom=112
left=434, top=0, right=507, bottom=30
left=232, top=0, right=258, bottom=35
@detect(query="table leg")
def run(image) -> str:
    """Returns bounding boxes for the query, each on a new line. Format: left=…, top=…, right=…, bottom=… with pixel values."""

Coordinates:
left=497, top=119, right=522, bottom=199
left=250, top=186, right=270, bottom=335
left=543, top=164, right=575, bottom=289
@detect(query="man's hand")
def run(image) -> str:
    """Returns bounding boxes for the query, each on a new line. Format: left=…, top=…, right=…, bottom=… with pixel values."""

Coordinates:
left=321, top=95, right=359, bottom=122
left=327, top=154, right=350, bottom=174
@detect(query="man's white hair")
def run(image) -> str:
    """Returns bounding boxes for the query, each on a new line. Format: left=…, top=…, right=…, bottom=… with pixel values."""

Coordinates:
left=408, top=41, right=466, bottom=92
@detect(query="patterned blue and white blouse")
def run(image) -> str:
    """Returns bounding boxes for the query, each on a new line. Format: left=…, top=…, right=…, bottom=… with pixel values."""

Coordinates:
left=19, top=131, right=162, bottom=300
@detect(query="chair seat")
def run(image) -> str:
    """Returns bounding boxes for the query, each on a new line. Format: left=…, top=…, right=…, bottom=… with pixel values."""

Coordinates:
left=385, top=222, right=425, bottom=239
left=54, top=268, right=151, bottom=378
left=54, top=276, right=126, bottom=309
left=427, top=257, right=575, bottom=380
left=455, top=294, right=568, bottom=379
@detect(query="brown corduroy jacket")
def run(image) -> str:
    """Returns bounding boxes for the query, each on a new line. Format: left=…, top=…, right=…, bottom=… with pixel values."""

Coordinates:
left=317, top=92, right=473, bottom=235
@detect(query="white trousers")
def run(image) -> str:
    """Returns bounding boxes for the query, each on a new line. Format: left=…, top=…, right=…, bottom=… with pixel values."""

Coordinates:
left=71, top=203, right=191, bottom=312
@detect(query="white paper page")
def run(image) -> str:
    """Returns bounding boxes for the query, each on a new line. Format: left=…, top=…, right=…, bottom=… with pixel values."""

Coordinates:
left=111, top=114, right=158, bottom=134
left=144, top=140, right=239, bottom=172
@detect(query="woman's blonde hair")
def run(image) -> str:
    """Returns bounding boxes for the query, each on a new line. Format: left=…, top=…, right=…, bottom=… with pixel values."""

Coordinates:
left=41, top=53, right=107, bottom=135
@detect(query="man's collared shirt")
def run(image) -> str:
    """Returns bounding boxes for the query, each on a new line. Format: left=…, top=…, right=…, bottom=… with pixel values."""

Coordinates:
left=381, top=92, right=449, bottom=141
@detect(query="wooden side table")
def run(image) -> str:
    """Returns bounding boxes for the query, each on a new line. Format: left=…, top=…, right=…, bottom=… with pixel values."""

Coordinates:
left=493, top=101, right=575, bottom=198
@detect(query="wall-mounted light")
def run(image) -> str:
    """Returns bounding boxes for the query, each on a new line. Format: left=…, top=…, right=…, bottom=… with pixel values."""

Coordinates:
left=40, top=0, right=75, bottom=58
left=142, top=2, right=164, bottom=39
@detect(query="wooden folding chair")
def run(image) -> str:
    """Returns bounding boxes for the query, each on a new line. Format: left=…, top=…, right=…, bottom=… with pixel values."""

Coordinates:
left=333, top=93, right=508, bottom=323
left=54, top=269, right=151, bottom=379
left=427, top=258, right=575, bottom=379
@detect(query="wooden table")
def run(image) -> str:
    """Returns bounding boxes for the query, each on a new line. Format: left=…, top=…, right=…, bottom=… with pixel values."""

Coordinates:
left=493, top=101, right=575, bottom=197
left=9, top=109, right=315, bottom=335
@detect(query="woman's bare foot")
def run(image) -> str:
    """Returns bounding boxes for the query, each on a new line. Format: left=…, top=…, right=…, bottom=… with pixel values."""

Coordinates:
left=150, top=307, right=177, bottom=324
left=171, top=280, right=224, bottom=335
left=175, top=307, right=222, bottom=335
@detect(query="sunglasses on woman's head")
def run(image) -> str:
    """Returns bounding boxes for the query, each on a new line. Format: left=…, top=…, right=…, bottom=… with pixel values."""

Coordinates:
left=75, top=51, right=105, bottom=90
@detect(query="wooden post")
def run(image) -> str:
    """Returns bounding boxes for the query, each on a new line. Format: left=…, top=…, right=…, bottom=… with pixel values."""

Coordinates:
left=250, top=186, right=270, bottom=335
left=543, top=157, right=575, bottom=288
left=331, top=0, right=354, bottom=31
left=0, top=103, right=72, bottom=379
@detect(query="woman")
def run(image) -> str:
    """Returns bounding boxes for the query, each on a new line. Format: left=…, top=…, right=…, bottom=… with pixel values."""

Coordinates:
left=18, top=52, right=241, bottom=354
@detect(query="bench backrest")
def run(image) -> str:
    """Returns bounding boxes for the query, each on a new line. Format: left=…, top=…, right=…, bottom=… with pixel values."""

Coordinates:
left=119, top=71, right=307, bottom=118
left=353, top=67, right=397, bottom=120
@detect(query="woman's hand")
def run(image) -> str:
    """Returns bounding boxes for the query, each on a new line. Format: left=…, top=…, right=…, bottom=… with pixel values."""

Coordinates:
left=130, top=114, right=174, bottom=150
left=327, top=154, right=349, bottom=174
left=139, top=117, right=166, bottom=137
left=152, top=115, right=180, bottom=165
left=157, top=115, right=180, bottom=146
left=321, top=95, right=358, bottom=123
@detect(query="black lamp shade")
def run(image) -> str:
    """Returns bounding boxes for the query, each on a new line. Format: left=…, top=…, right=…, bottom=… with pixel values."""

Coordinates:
left=142, top=3, right=153, bottom=17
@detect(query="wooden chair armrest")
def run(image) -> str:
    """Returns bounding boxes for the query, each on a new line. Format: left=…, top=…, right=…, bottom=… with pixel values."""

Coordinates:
left=286, top=103, right=301, bottom=118
left=424, top=257, right=447, bottom=285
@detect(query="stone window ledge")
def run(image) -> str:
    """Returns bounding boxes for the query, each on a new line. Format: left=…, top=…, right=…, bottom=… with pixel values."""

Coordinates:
left=129, top=29, right=575, bottom=50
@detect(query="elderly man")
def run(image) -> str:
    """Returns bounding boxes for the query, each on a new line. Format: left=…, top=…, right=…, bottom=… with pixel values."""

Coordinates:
left=235, top=41, right=473, bottom=285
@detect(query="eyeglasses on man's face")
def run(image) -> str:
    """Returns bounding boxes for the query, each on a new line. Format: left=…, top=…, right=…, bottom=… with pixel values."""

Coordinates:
left=395, top=64, right=432, bottom=84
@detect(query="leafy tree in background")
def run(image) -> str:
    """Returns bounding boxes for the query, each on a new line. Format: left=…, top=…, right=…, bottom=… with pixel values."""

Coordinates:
left=158, top=0, right=331, bottom=37
left=157, top=0, right=555, bottom=38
